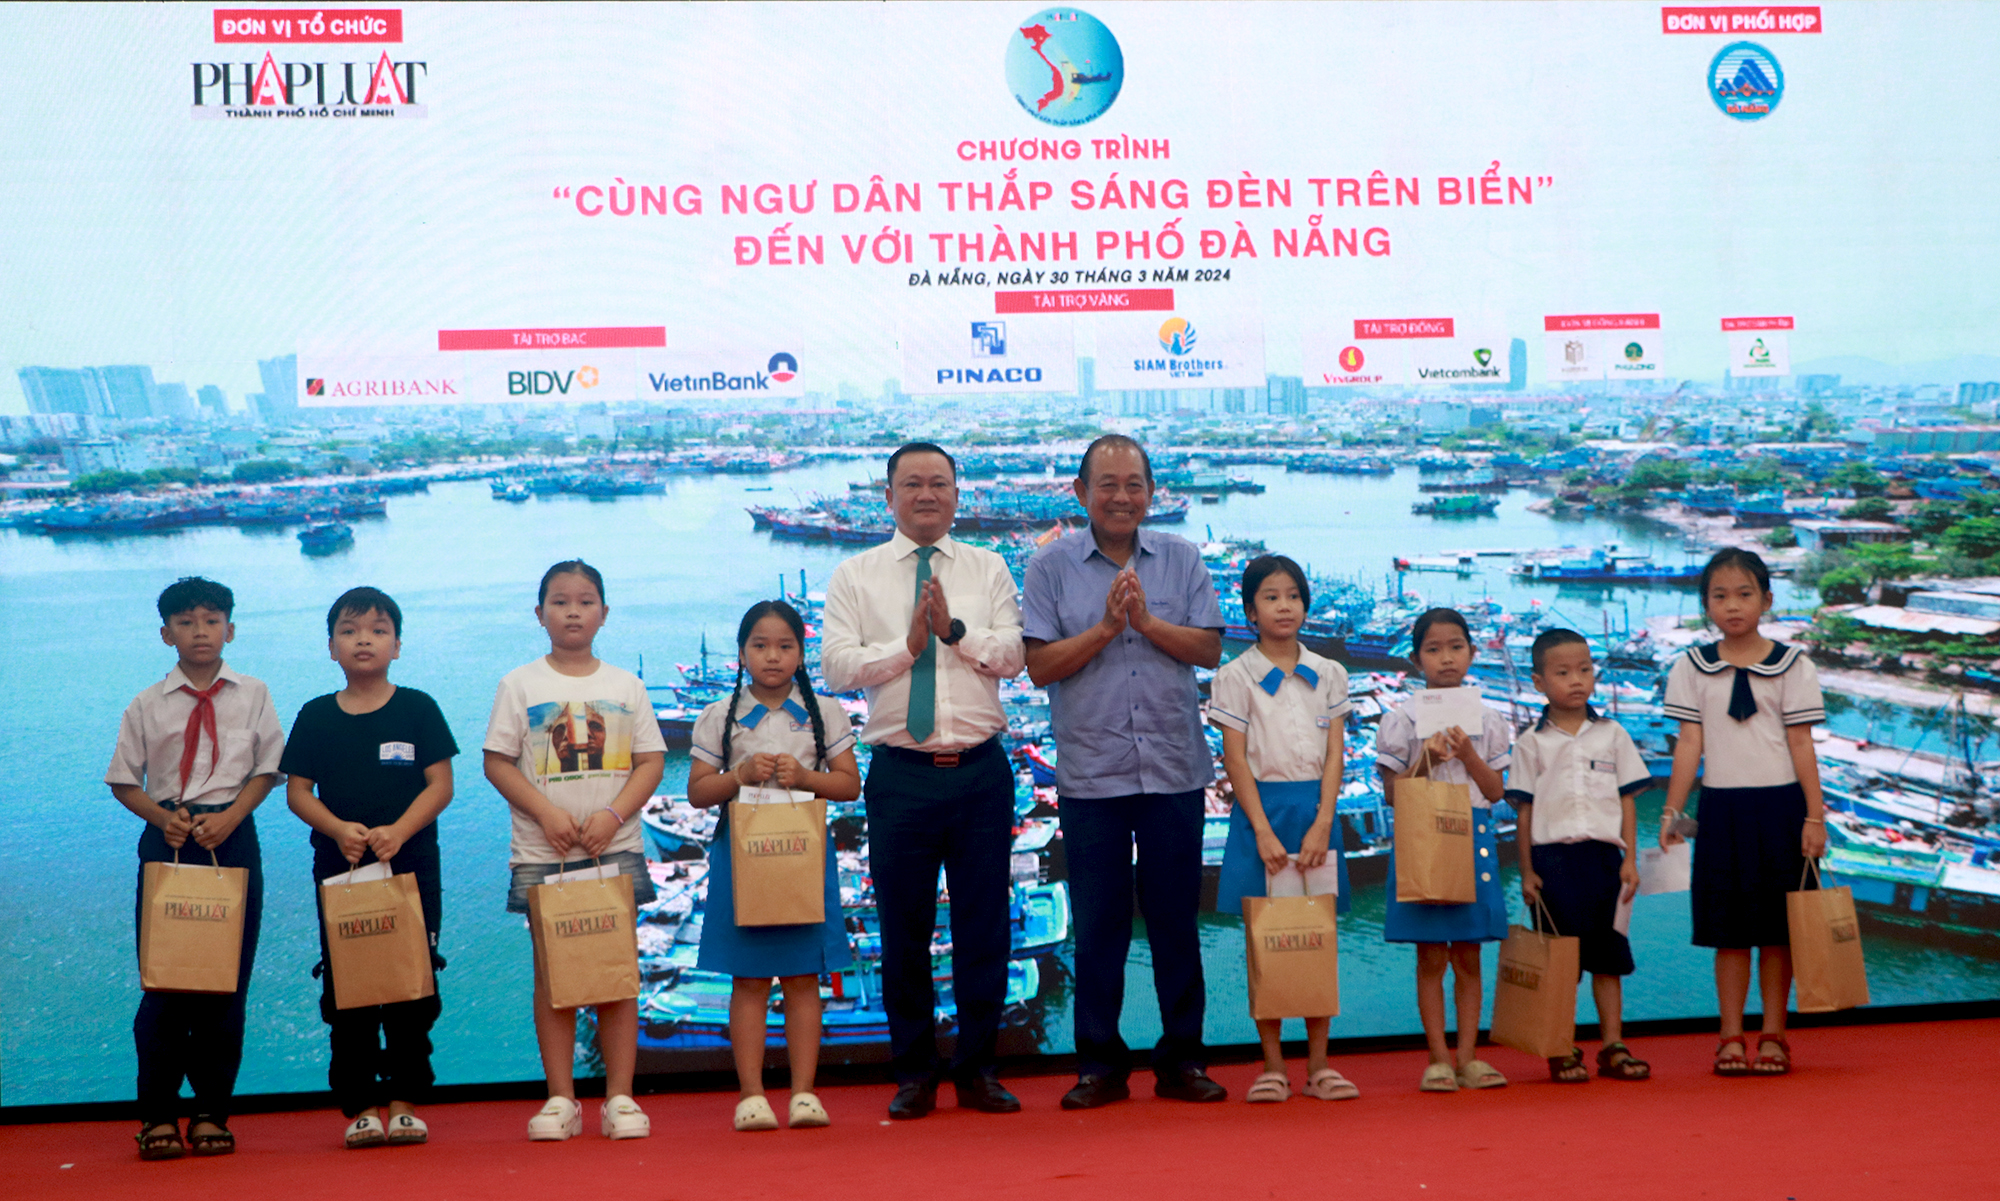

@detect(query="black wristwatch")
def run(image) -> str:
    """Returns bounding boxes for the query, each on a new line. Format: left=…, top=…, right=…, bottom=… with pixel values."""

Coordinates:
left=940, top=618, right=967, bottom=646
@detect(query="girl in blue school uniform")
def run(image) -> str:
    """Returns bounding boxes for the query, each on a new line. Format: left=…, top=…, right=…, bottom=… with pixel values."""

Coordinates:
left=1660, top=548, right=1827, bottom=1077
left=686, top=600, right=861, bottom=1132
left=1375, top=607, right=1513, bottom=1093
left=1212, top=555, right=1361, bottom=1104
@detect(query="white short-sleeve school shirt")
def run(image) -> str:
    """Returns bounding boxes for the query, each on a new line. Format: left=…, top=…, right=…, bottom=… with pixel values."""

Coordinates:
left=1504, top=707, right=1652, bottom=849
left=105, top=663, right=285, bottom=808
left=484, top=657, right=668, bottom=864
left=691, top=686, right=858, bottom=776
left=1207, top=645, right=1351, bottom=782
left=1661, top=641, right=1824, bottom=790
left=1374, top=694, right=1512, bottom=808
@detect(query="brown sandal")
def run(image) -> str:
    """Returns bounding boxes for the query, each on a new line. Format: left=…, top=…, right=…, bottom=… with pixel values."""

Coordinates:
left=1596, top=1042, right=1651, bottom=1080
left=186, top=1119, right=236, bottom=1156
left=1713, top=1037, right=1751, bottom=1077
left=1547, top=1046, right=1590, bottom=1083
left=136, top=1121, right=185, bottom=1161
left=1751, top=1035, right=1792, bottom=1076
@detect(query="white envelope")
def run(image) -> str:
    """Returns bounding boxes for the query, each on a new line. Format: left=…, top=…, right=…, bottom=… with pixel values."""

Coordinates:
left=1614, top=890, right=1634, bottom=936
left=1639, top=843, right=1693, bottom=895
left=1410, top=686, right=1488, bottom=738
left=319, top=860, right=392, bottom=887
left=738, top=786, right=816, bottom=805
left=549, top=863, right=621, bottom=884
left=1266, top=857, right=1341, bottom=898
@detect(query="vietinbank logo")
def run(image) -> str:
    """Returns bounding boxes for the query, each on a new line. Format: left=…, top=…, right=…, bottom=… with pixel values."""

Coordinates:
left=1007, top=9, right=1123, bottom=126
left=193, top=10, right=426, bottom=120
left=768, top=353, right=797, bottom=383
left=644, top=354, right=796, bottom=394
left=1710, top=42, right=1782, bottom=120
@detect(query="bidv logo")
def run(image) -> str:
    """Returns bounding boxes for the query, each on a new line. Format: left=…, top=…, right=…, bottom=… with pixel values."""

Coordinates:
left=1710, top=41, right=1783, bottom=121
left=1006, top=8, right=1123, bottom=126
left=768, top=352, right=797, bottom=383
left=1158, top=317, right=1197, bottom=355
left=510, top=366, right=599, bottom=396
left=972, top=322, right=1008, bottom=356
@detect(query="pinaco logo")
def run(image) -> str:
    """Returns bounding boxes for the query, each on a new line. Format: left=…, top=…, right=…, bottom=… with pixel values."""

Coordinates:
left=1435, top=813, right=1471, bottom=836
left=1261, top=931, right=1326, bottom=952
left=1710, top=42, right=1783, bottom=121
left=1500, top=963, right=1542, bottom=989
left=1006, top=8, right=1123, bottom=127
left=553, top=913, right=621, bottom=938
left=972, top=321, right=1009, bottom=356
left=194, top=9, right=426, bottom=120
left=744, top=835, right=810, bottom=857
left=164, top=900, right=230, bottom=921
left=337, top=914, right=397, bottom=939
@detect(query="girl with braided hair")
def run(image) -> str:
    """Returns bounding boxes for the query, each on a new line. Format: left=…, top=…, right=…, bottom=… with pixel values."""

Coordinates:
left=687, top=601, right=861, bottom=1131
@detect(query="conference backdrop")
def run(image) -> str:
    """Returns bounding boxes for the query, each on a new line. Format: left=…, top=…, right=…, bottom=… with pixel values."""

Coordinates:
left=5, top=2, right=1999, bottom=1107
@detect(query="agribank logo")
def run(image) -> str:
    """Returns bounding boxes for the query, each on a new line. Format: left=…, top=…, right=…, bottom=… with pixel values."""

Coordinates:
left=1710, top=42, right=1783, bottom=120
left=307, top=374, right=459, bottom=399
left=194, top=8, right=427, bottom=120
left=1006, top=9, right=1123, bottom=126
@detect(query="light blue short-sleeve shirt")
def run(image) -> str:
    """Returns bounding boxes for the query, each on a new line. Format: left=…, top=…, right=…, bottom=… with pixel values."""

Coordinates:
left=1022, top=527, right=1226, bottom=798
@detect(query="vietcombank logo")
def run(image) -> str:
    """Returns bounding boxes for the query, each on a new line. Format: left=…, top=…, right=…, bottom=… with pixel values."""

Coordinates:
left=194, top=9, right=426, bottom=119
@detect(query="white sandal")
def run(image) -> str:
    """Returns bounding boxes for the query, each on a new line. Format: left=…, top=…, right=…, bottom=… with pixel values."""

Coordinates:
left=1456, top=1059, right=1508, bottom=1090
left=733, top=1094, right=779, bottom=1132
left=343, top=1113, right=387, bottom=1149
left=1303, top=1068, right=1360, bottom=1100
left=788, top=1092, right=829, bottom=1127
left=1420, top=1062, right=1460, bottom=1092
left=1245, top=1071, right=1290, bottom=1103
left=385, top=1112, right=428, bottom=1145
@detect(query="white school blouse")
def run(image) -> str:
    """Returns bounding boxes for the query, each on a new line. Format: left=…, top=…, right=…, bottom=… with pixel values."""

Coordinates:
left=1207, top=645, right=1351, bottom=782
left=1374, top=696, right=1512, bottom=809
left=1661, top=641, right=1825, bottom=789
left=690, top=686, right=857, bottom=774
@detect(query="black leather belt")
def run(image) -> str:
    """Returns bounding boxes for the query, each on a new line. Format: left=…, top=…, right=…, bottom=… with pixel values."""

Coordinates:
left=872, top=735, right=1001, bottom=769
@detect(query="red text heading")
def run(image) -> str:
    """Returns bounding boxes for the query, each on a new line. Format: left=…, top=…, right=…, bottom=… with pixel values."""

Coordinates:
left=438, top=327, right=665, bottom=351
left=1545, top=314, right=1661, bottom=331
left=1354, top=318, right=1454, bottom=339
left=994, top=289, right=1174, bottom=313
left=1661, top=7, right=1820, bottom=35
left=214, top=9, right=402, bottom=43
left=1721, top=316, right=1795, bottom=330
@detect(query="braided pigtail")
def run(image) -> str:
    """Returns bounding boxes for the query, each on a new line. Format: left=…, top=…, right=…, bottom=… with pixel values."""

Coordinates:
left=718, top=660, right=744, bottom=773
left=794, top=661, right=829, bottom=770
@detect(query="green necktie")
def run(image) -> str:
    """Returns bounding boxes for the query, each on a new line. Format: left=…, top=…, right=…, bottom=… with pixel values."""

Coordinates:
left=906, top=545, right=938, bottom=744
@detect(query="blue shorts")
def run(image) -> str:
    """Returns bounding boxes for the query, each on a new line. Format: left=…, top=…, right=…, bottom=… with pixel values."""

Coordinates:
left=506, top=849, right=656, bottom=914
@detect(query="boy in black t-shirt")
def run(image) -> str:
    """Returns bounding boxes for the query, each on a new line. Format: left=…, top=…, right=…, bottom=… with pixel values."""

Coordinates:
left=283, top=587, right=457, bottom=1149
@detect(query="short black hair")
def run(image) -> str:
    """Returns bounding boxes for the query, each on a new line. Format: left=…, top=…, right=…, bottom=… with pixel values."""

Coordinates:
left=1530, top=628, right=1590, bottom=673
left=1078, top=433, right=1153, bottom=486
left=1697, top=547, right=1772, bottom=606
left=1241, top=554, right=1311, bottom=616
left=157, top=576, right=234, bottom=621
left=539, top=559, right=606, bottom=605
left=327, top=586, right=403, bottom=637
left=1410, top=607, right=1472, bottom=657
left=887, top=442, right=957, bottom=483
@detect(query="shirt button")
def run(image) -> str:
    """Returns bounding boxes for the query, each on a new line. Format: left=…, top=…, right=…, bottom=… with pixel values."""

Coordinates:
left=1477, top=824, right=1487, bottom=834
left=1479, top=847, right=1489, bottom=858
left=1481, top=872, right=1492, bottom=882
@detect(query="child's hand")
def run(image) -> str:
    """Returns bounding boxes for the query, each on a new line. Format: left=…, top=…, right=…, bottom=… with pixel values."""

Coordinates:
left=733, top=755, right=777, bottom=787
left=771, top=754, right=806, bottom=790
left=162, top=807, right=195, bottom=850
left=1298, top=816, right=1333, bottom=869
left=1659, top=810, right=1683, bottom=849
left=365, top=825, right=406, bottom=863
left=1802, top=820, right=1827, bottom=859
left=1420, top=731, right=1453, bottom=767
left=539, top=808, right=580, bottom=856
left=1520, top=869, right=1542, bottom=905
left=1618, top=858, right=1640, bottom=903
left=335, top=820, right=371, bottom=863
left=1444, top=725, right=1479, bottom=765
left=1254, top=827, right=1291, bottom=876
left=577, top=809, right=620, bottom=858
left=191, top=807, right=243, bottom=851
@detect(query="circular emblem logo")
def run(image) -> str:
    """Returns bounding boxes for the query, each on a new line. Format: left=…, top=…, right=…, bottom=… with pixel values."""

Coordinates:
left=768, top=352, right=798, bottom=383
left=1710, top=41, right=1783, bottom=121
left=1007, top=9, right=1123, bottom=126
left=1338, top=345, right=1365, bottom=372
left=576, top=365, right=600, bottom=388
left=1625, top=342, right=1644, bottom=361
left=1157, top=317, right=1196, bottom=355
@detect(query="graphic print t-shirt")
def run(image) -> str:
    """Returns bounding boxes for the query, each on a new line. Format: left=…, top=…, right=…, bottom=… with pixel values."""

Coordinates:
left=483, top=658, right=666, bottom=864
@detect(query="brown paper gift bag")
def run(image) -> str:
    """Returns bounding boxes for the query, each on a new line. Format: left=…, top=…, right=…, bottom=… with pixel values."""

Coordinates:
left=139, top=849, right=248, bottom=993
left=1393, top=753, right=1477, bottom=904
left=321, top=868, right=435, bottom=1010
left=1490, top=900, right=1581, bottom=1058
left=1243, top=888, right=1341, bottom=1021
left=730, top=791, right=827, bottom=927
left=529, top=866, right=639, bottom=1010
left=1789, top=860, right=1870, bottom=1013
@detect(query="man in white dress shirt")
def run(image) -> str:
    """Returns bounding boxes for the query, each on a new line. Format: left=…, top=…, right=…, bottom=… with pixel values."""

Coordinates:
left=820, top=443, right=1028, bottom=1120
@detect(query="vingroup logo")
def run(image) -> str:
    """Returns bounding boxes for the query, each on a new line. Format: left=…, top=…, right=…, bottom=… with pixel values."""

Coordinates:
left=1338, top=346, right=1366, bottom=372
left=1710, top=41, right=1783, bottom=121
left=1158, top=317, right=1197, bottom=355
left=1006, top=9, right=1124, bottom=126
left=972, top=322, right=1009, bottom=356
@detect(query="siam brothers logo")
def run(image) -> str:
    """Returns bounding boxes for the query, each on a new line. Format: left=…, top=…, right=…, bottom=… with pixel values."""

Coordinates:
left=1158, top=318, right=1197, bottom=355
left=1006, top=8, right=1123, bottom=126
left=1133, top=316, right=1225, bottom=380
left=1710, top=41, right=1783, bottom=121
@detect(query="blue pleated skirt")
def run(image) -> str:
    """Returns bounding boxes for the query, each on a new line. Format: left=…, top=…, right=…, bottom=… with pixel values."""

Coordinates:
left=1383, top=810, right=1509, bottom=944
left=696, top=809, right=853, bottom=978
left=1217, top=780, right=1351, bottom=917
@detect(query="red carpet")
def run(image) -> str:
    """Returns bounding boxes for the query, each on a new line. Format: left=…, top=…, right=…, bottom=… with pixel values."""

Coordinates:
left=7, top=1020, right=1995, bottom=1201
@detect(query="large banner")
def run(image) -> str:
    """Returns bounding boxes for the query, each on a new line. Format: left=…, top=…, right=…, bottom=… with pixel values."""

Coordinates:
left=5, top=3, right=2000, bottom=1107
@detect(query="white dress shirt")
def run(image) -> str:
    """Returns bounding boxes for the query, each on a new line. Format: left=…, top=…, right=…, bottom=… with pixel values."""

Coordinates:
left=105, top=662, right=286, bottom=808
left=1505, top=708, right=1651, bottom=849
left=820, top=530, right=1025, bottom=751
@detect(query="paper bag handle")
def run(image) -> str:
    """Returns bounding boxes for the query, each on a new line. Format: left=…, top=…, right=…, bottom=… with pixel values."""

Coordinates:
left=339, top=853, right=391, bottom=891
left=168, top=845, right=226, bottom=878
left=550, top=856, right=608, bottom=894
left=1532, top=895, right=1563, bottom=939
left=1798, top=858, right=1824, bottom=891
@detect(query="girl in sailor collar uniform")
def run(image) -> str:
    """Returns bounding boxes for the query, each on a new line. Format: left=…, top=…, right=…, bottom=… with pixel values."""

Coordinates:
left=1660, top=549, right=1827, bottom=1078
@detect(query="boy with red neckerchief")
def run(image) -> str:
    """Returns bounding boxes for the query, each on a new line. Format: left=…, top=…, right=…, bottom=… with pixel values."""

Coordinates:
left=107, top=577, right=284, bottom=1161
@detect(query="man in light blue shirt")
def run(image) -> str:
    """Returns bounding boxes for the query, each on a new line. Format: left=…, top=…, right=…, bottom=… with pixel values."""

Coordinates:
left=1023, top=435, right=1227, bottom=1109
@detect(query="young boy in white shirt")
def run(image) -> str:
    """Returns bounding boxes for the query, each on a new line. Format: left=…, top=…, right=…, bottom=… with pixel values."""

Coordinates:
left=106, top=577, right=284, bottom=1158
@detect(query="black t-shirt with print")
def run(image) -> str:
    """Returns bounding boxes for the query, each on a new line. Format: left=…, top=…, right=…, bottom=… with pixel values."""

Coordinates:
left=280, top=687, right=458, bottom=864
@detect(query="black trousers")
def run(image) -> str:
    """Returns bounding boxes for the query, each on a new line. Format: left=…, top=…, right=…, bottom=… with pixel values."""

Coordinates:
left=313, top=851, right=444, bottom=1117
left=1060, top=789, right=1208, bottom=1079
left=133, top=812, right=263, bottom=1127
left=863, top=740, right=1016, bottom=1084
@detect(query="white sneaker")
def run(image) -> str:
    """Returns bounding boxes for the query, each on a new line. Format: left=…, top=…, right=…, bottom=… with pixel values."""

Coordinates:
left=527, top=1096, right=581, bottom=1141
left=601, top=1095, right=650, bottom=1140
